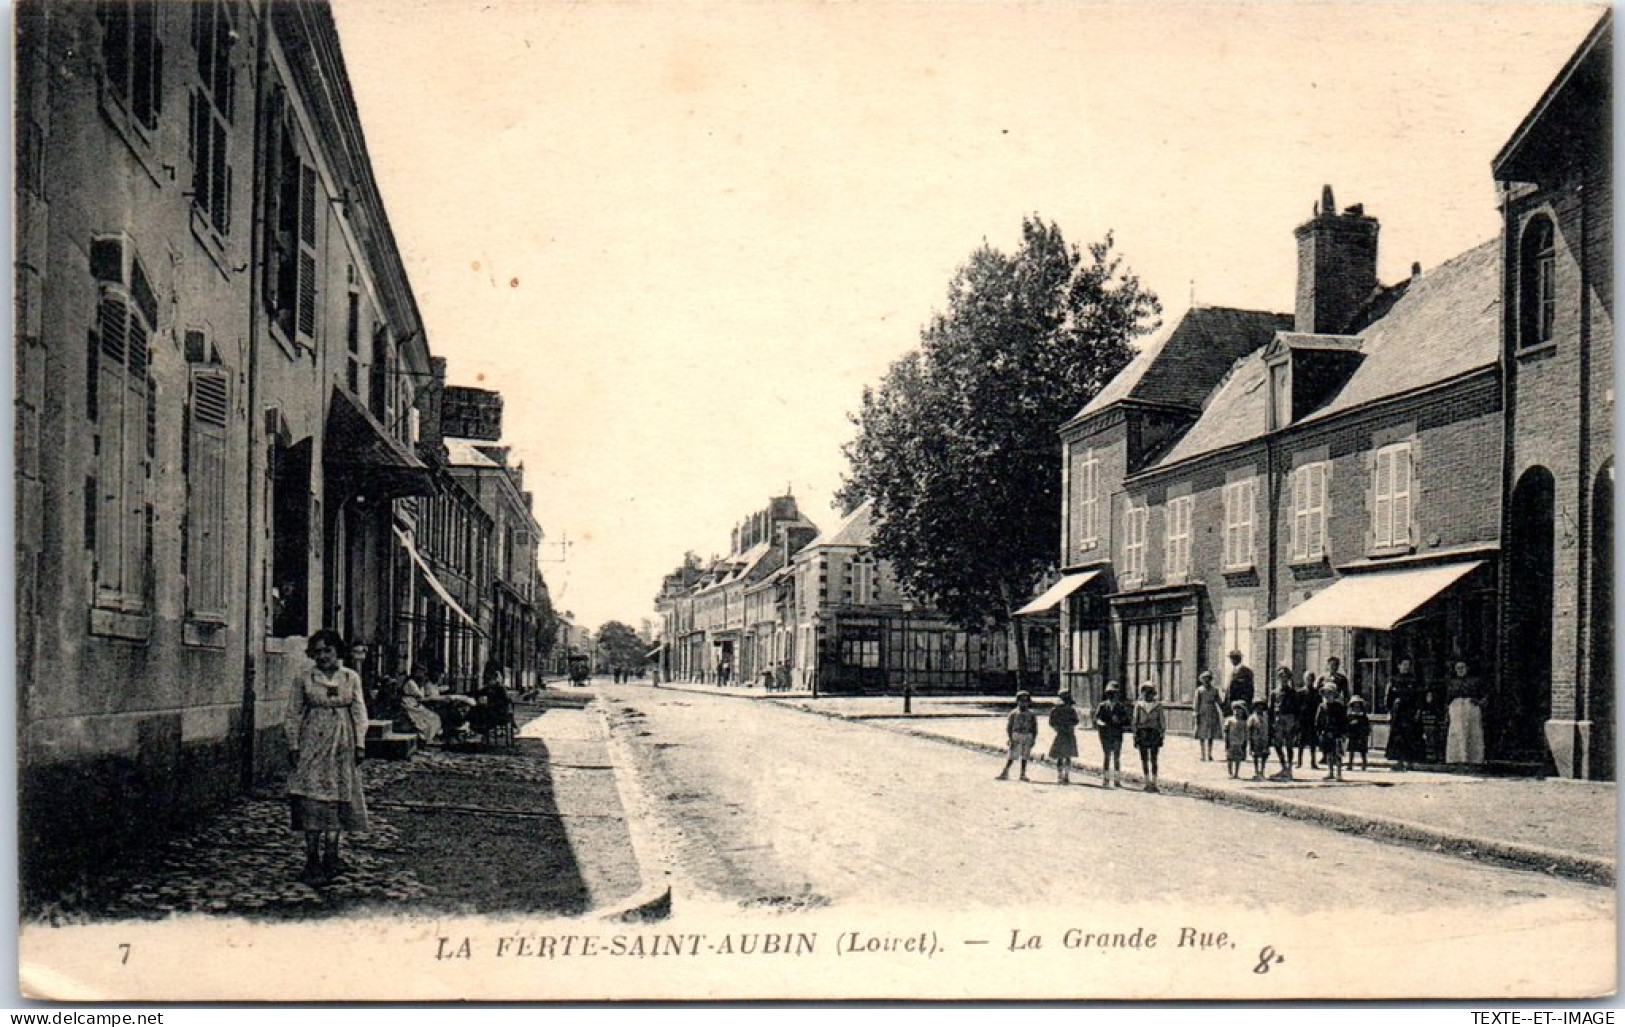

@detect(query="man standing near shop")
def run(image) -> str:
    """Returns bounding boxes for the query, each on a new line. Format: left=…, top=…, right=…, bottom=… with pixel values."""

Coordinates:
left=1225, top=650, right=1255, bottom=711
left=1324, top=656, right=1352, bottom=700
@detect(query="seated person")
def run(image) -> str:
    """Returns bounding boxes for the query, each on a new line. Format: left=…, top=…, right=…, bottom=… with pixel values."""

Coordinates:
left=470, top=668, right=513, bottom=734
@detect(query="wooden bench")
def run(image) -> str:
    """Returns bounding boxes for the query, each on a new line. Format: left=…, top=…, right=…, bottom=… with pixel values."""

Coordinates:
left=364, top=718, right=418, bottom=760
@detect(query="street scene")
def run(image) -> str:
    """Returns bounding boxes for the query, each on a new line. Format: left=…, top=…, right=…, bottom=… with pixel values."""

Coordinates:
left=13, top=0, right=1617, bottom=1005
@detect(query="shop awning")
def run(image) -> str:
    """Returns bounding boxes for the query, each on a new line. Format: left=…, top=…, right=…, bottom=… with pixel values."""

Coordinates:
left=1263, top=560, right=1485, bottom=631
left=1015, top=569, right=1103, bottom=616
left=326, top=388, right=434, bottom=499
left=644, top=644, right=664, bottom=660
left=393, top=525, right=485, bottom=636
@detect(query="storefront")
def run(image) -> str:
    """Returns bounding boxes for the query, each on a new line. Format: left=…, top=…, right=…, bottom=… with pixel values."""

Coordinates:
left=1109, top=584, right=1204, bottom=734
left=1265, top=557, right=1497, bottom=760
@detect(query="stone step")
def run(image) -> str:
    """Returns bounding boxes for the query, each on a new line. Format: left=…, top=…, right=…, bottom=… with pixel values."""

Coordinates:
left=365, top=718, right=396, bottom=740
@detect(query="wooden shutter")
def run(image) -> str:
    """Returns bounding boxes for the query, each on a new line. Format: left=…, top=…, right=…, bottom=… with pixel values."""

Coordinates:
left=1393, top=447, right=1412, bottom=547
left=297, top=165, right=318, bottom=340
left=188, top=365, right=230, bottom=619
left=1374, top=449, right=1393, bottom=547
left=95, top=298, right=128, bottom=600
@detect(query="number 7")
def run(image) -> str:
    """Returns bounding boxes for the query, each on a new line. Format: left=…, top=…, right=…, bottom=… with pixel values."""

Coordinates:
left=118, top=943, right=131, bottom=965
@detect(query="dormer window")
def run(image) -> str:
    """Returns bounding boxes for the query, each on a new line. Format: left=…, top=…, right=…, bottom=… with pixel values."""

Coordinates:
left=1519, top=215, right=1557, bottom=350
left=1269, top=361, right=1292, bottom=430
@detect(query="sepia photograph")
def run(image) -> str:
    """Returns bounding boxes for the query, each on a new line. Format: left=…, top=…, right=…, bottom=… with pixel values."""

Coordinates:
left=12, top=0, right=1618, bottom=1003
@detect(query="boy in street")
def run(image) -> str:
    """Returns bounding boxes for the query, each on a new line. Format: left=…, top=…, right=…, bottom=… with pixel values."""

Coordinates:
left=1247, top=699, right=1271, bottom=780
left=1346, top=694, right=1372, bottom=771
left=997, top=691, right=1038, bottom=781
left=1222, top=700, right=1249, bottom=779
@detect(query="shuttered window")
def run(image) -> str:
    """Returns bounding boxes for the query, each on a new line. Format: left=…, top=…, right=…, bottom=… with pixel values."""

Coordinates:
left=187, top=364, right=231, bottom=620
left=265, top=92, right=321, bottom=346
left=1122, top=503, right=1148, bottom=585
left=88, top=237, right=155, bottom=613
left=1291, top=463, right=1329, bottom=561
left=98, top=0, right=164, bottom=134
left=1223, top=478, right=1256, bottom=570
left=1371, top=444, right=1413, bottom=549
left=1164, top=495, right=1193, bottom=581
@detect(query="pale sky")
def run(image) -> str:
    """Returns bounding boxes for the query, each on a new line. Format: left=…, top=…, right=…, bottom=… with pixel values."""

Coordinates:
left=329, top=0, right=1603, bottom=632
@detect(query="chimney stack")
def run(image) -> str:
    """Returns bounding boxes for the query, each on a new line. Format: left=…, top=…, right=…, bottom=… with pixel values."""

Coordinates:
left=1294, top=185, right=1379, bottom=334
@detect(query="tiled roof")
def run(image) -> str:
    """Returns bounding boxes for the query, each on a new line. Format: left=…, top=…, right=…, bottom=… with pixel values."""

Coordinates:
left=1071, top=306, right=1293, bottom=423
left=1298, top=239, right=1500, bottom=424
left=1150, top=239, right=1500, bottom=470
left=808, top=500, right=874, bottom=549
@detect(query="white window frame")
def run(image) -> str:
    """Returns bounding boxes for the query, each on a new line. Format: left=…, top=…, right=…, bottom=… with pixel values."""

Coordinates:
left=1223, top=478, right=1256, bottom=571
left=1122, top=503, right=1148, bottom=585
left=1290, top=462, right=1330, bottom=561
left=1222, top=605, right=1255, bottom=673
left=1371, top=443, right=1413, bottom=550
left=1164, top=495, right=1193, bottom=581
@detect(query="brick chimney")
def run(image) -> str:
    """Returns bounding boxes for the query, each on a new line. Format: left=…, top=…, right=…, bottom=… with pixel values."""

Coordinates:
left=1294, top=185, right=1379, bottom=334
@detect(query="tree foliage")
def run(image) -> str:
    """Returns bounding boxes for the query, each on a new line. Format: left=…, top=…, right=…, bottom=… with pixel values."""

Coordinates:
left=534, top=576, right=560, bottom=661
left=839, top=217, right=1160, bottom=643
left=595, top=620, right=646, bottom=672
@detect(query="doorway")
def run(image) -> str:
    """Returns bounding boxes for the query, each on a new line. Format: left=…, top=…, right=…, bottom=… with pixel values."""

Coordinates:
left=1506, top=466, right=1556, bottom=761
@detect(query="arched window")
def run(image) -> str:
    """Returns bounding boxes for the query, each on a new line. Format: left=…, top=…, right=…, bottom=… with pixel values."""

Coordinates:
left=1520, top=215, right=1557, bottom=349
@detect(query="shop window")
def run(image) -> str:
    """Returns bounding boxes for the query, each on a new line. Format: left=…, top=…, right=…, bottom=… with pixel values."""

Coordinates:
left=87, top=235, right=156, bottom=616
left=1124, top=618, right=1184, bottom=703
left=1519, top=215, right=1557, bottom=350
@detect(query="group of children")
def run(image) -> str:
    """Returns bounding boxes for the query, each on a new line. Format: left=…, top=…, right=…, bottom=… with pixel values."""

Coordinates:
left=998, top=679, right=1374, bottom=790
left=1220, top=688, right=1371, bottom=781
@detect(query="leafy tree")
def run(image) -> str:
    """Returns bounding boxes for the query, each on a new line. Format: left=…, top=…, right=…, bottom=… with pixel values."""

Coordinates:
left=595, top=620, right=646, bottom=673
left=839, top=217, right=1159, bottom=681
left=534, top=576, right=560, bottom=664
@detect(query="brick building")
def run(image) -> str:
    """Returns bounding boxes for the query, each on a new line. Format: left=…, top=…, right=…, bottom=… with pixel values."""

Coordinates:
left=1053, top=188, right=1507, bottom=743
left=1493, top=13, right=1613, bottom=778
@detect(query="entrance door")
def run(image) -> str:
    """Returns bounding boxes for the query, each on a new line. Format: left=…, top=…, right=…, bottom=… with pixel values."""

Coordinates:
left=1507, top=467, right=1556, bottom=762
left=1590, top=463, right=1613, bottom=780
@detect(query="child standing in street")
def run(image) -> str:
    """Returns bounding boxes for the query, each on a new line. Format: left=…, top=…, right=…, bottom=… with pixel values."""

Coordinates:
left=1222, top=700, right=1249, bottom=779
left=1132, top=682, right=1166, bottom=792
left=1247, top=699, right=1271, bottom=780
left=285, top=629, right=370, bottom=884
left=1345, top=695, right=1372, bottom=771
left=1316, top=684, right=1348, bottom=781
left=997, top=691, right=1038, bottom=781
left=1093, top=682, right=1131, bottom=788
left=1048, top=692, right=1081, bottom=784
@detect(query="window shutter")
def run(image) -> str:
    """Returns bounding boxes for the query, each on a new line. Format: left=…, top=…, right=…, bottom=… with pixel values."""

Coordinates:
left=1373, top=450, right=1393, bottom=547
left=296, top=164, right=318, bottom=340
left=188, top=365, right=230, bottom=619
left=122, top=317, right=151, bottom=606
left=95, top=299, right=128, bottom=600
left=1394, top=447, right=1412, bottom=546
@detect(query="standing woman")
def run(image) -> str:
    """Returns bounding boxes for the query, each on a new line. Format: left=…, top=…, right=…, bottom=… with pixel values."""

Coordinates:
left=1132, top=682, right=1167, bottom=793
left=1444, top=659, right=1486, bottom=764
left=1191, top=671, right=1222, bottom=762
left=1384, top=658, right=1423, bottom=771
left=1047, top=692, right=1081, bottom=784
left=286, top=629, right=370, bottom=883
